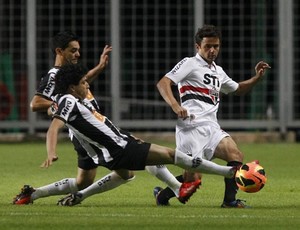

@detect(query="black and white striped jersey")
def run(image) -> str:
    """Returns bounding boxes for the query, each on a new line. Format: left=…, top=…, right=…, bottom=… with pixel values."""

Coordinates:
left=54, top=94, right=131, bottom=165
left=36, top=67, right=101, bottom=111
left=36, top=67, right=59, bottom=101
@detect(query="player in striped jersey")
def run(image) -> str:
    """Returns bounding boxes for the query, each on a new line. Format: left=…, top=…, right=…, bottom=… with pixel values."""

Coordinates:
left=155, top=25, right=270, bottom=208
left=14, top=31, right=138, bottom=205
left=44, top=63, right=241, bottom=206
left=13, top=31, right=194, bottom=205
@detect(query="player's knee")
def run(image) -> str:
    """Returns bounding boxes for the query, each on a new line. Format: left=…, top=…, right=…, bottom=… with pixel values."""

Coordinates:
left=76, top=172, right=96, bottom=190
left=124, top=170, right=135, bottom=180
left=76, top=178, right=94, bottom=190
left=126, top=171, right=135, bottom=181
left=116, top=169, right=135, bottom=180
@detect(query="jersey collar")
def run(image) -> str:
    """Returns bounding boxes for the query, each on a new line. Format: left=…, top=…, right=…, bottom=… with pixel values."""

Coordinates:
left=195, top=53, right=217, bottom=70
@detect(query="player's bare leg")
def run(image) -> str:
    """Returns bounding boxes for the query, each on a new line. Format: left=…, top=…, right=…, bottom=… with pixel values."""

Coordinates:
left=76, top=168, right=97, bottom=190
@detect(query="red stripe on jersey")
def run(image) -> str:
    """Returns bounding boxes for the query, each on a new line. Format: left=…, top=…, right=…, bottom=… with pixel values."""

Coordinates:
left=180, top=85, right=210, bottom=95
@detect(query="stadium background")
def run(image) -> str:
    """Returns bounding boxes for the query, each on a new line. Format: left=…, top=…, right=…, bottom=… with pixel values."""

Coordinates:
left=0, top=0, right=299, bottom=140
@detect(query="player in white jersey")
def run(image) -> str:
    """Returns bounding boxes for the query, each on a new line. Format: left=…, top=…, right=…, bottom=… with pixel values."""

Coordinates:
left=42, top=63, right=242, bottom=206
left=154, top=25, right=270, bottom=208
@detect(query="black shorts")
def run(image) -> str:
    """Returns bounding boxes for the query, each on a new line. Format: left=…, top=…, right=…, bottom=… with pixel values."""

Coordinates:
left=104, top=140, right=151, bottom=171
left=72, top=136, right=98, bottom=170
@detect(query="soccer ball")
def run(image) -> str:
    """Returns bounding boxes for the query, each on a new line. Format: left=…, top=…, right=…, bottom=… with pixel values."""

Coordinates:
left=235, top=162, right=267, bottom=193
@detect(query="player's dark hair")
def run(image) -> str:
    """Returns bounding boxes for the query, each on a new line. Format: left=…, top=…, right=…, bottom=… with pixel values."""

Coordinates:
left=50, top=30, right=79, bottom=56
left=195, top=25, right=222, bottom=44
left=55, top=63, right=88, bottom=94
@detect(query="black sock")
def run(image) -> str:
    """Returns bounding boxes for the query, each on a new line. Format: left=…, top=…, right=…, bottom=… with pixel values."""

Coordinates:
left=223, top=161, right=242, bottom=203
left=157, top=175, right=183, bottom=204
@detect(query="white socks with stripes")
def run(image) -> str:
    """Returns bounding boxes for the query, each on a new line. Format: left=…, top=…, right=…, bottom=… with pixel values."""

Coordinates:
left=78, top=172, right=134, bottom=201
left=174, top=149, right=234, bottom=178
left=31, top=178, right=78, bottom=201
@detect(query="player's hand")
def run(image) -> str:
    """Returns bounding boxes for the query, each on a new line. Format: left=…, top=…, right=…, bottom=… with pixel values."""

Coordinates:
left=40, top=155, right=58, bottom=168
left=172, top=104, right=189, bottom=119
left=255, top=61, right=271, bottom=77
left=131, top=134, right=144, bottom=143
left=99, top=45, right=112, bottom=69
left=47, top=102, right=58, bottom=117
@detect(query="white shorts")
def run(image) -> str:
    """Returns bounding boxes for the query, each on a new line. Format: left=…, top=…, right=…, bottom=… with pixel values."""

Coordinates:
left=176, top=124, right=229, bottom=161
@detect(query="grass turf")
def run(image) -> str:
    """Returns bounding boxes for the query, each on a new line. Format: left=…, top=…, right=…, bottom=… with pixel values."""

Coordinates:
left=0, top=140, right=300, bottom=229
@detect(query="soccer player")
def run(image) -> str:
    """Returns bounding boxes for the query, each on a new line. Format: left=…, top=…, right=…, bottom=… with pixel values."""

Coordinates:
left=13, top=31, right=197, bottom=205
left=43, top=63, right=239, bottom=206
left=12, top=31, right=117, bottom=205
left=154, top=25, right=271, bottom=208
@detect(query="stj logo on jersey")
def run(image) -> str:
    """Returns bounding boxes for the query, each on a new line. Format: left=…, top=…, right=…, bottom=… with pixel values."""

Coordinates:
left=203, top=74, right=220, bottom=104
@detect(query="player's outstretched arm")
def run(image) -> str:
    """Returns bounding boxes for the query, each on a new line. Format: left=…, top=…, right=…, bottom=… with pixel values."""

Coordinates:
left=41, top=118, right=64, bottom=168
left=235, top=61, right=271, bottom=96
left=86, top=45, right=112, bottom=83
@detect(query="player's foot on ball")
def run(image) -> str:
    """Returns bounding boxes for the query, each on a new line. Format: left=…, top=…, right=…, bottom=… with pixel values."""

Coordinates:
left=153, top=187, right=170, bottom=206
left=13, top=185, right=35, bottom=205
left=233, top=160, right=259, bottom=177
left=178, top=179, right=201, bottom=204
left=221, top=199, right=250, bottom=208
left=57, top=193, right=82, bottom=206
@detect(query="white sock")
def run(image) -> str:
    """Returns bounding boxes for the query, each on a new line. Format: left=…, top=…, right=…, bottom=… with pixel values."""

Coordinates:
left=174, top=149, right=234, bottom=178
left=79, top=172, right=134, bottom=201
left=145, top=165, right=181, bottom=197
left=31, top=178, right=77, bottom=201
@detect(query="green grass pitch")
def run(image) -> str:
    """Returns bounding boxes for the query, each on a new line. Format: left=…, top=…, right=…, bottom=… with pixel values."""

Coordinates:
left=0, top=140, right=300, bottom=229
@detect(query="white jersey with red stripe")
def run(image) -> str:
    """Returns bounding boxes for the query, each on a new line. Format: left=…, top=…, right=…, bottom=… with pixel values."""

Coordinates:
left=165, top=53, right=239, bottom=129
